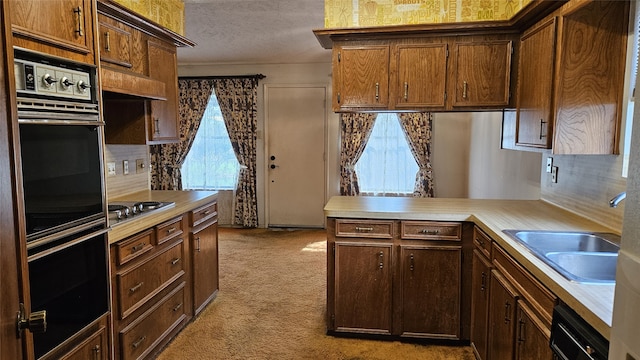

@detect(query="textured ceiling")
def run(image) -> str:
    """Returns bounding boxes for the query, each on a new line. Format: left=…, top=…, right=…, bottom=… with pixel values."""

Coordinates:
left=177, top=0, right=332, bottom=65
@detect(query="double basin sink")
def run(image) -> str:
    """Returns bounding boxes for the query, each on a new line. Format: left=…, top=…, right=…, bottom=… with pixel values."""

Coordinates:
left=503, top=230, right=620, bottom=284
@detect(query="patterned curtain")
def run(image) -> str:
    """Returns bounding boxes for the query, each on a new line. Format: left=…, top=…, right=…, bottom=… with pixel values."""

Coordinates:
left=397, top=112, right=435, bottom=197
left=150, top=79, right=215, bottom=190
left=212, top=77, right=259, bottom=228
left=339, top=113, right=378, bottom=196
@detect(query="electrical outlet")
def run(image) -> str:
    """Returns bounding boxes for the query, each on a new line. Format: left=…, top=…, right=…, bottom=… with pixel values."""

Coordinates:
left=136, top=159, right=146, bottom=174
left=107, top=162, right=116, bottom=176
left=546, top=157, right=553, bottom=173
left=123, top=160, right=129, bottom=175
left=551, top=166, right=558, bottom=183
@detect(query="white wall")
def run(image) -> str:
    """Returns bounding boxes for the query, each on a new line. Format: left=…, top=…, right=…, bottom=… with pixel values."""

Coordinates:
left=467, top=112, right=541, bottom=199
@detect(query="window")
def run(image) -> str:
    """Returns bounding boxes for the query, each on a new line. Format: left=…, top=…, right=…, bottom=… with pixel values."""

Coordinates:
left=355, top=113, right=418, bottom=195
left=182, top=94, right=240, bottom=190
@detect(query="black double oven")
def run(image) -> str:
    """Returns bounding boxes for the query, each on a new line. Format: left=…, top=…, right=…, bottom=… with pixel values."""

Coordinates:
left=14, top=49, right=109, bottom=359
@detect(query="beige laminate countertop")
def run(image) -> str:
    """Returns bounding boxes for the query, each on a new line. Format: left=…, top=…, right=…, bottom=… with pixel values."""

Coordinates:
left=324, top=196, right=619, bottom=340
left=107, top=190, right=218, bottom=244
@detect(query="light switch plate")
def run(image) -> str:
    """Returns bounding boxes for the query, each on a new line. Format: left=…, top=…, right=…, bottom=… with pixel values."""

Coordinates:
left=107, top=162, right=116, bottom=176
left=551, top=166, right=558, bottom=183
left=123, top=160, right=129, bottom=175
left=546, top=157, right=553, bottom=173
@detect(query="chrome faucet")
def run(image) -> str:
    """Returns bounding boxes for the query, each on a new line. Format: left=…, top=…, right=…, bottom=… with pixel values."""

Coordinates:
left=609, top=192, right=626, bottom=208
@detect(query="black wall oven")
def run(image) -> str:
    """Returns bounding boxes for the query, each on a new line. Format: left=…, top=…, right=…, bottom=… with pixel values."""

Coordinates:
left=14, top=49, right=110, bottom=359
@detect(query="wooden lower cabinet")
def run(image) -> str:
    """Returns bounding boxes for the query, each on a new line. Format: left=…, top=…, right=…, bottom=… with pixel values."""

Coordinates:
left=333, top=242, right=393, bottom=334
left=470, top=249, right=492, bottom=359
left=471, top=227, right=557, bottom=360
left=190, top=201, right=219, bottom=315
left=399, top=245, right=461, bottom=338
left=488, top=270, right=519, bottom=360
left=516, top=301, right=554, bottom=360
left=327, top=218, right=467, bottom=340
left=110, top=216, right=189, bottom=360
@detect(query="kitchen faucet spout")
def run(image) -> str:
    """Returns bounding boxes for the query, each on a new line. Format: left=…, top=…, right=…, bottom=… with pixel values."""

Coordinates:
left=609, top=192, right=626, bottom=208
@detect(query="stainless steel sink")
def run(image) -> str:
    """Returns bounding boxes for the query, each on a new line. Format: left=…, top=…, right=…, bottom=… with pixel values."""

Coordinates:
left=502, top=230, right=620, bottom=284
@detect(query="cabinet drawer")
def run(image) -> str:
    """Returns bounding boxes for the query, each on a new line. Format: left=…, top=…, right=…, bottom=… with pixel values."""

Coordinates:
left=98, top=14, right=133, bottom=68
left=156, top=216, right=184, bottom=245
left=115, top=229, right=154, bottom=266
left=116, top=239, right=185, bottom=319
left=335, top=219, right=394, bottom=239
left=191, top=202, right=218, bottom=228
left=401, top=221, right=461, bottom=241
left=473, top=226, right=492, bottom=258
left=119, top=283, right=186, bottom=360
left=493, top=245, right=557, bottom=326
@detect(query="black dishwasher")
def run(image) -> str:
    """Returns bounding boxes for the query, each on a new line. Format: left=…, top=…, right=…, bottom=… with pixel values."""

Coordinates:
left=550, top=304, right=609, bottom=360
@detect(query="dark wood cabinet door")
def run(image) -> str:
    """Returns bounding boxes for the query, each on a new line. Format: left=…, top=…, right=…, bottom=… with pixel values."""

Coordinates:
left=393, top=43, right=448, bottom=109
left=148, top=40, right=179, bottom=143
left=59, top=326, right=108, bottom=360
left=488, top=270, right=519, bottom=360
left=333, top=242, right=393, bottom=334
left=399, top=245, right=461, bottom=339
left=9, top=0, right=95, bottom=63
left=471, top=249, right=492, bottom=360
left=516, top=18, right=556, bottom=148
left=192, top=221, right=219, bottom=315
left=516, top=301, right=554, bottom=360
left=334, top=45, right=390, bottom=110
left=452, top=40, right=512, bottom=107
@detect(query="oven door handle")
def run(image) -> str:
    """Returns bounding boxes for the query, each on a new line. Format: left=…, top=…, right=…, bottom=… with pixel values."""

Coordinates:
left=27, top=225, right=109, bottom=261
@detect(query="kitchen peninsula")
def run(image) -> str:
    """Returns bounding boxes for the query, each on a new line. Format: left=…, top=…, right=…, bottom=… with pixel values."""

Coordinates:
left=324, top=196, right=617, bottom=354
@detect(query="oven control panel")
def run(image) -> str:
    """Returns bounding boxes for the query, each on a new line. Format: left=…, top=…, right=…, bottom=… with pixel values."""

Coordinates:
left=14, top=58, right=93, bottom=101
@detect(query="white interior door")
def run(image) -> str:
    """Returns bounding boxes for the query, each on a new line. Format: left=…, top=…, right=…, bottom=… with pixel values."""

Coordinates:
left=265, top=85, right=327, bottom=227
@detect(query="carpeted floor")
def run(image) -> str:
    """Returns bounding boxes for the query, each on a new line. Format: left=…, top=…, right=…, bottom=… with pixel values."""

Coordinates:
left=156, top=227, right=475, bottom=360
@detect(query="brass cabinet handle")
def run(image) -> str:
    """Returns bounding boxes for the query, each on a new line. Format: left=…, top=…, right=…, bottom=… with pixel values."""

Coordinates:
left=203, top=210, right=211, bottom=215
left=409, top=253, right=414, bottom=272
left=154, top=118, right=160, bottom=135
left=480, top=272, right=487, bottom=291
left=375, top=82, right=380, bottom=102
left=421, top=229, right=440, bottom=235
left=166, top=227, right=177, bottom=235
left=476, top=237, right=485, bottom=247
left=539, top=119, right=547, bottom=139
left=355, top=226, right=374, bottom=232
left=132, top=335, right=146, bottom=349
left=171, top=258, right=180, bottom=265
left=195, top=237, right=201, bottom=252
left=173, top=303, right=183, bottom=312
left=104, top=31, right=111, bottom=52
left=462, top=81, right=468, bottom=99
left=129, top=282, right=143, bottom=293
left=404, top=82, right=409, bottom=101
left=131, top=242, right=146, bottom=253
left=378, top=251, right=384, bottom=270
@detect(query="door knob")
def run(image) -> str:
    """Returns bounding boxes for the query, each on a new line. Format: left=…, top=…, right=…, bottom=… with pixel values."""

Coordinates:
left=16, top=303, right=47, bottom=337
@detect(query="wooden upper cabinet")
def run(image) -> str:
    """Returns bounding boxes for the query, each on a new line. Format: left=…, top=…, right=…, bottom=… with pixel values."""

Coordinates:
left=515, top=18, right=557, bottom=148
left=451, top=39, right=512, bottom=108
left=553, top=0, right=628, bottom=155
left=97, top=13, right=133, bottom=69
left=391, top=43, right=448, bottom=109
left=148, top=40, right=180, bottom=143
left=333, top=44, right=390, bottom=111
left=9, top=0, right=95, bottom=64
